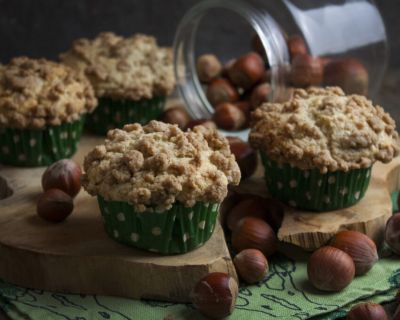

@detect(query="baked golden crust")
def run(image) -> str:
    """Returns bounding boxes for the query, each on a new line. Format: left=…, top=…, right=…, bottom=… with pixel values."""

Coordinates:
left=0, top=57, right=97, bottom=129
left=249, top=87, right=399, bottom=173
left=60, top=32, right=175, bottom=100
left=82, top=121, right=240, bottom=212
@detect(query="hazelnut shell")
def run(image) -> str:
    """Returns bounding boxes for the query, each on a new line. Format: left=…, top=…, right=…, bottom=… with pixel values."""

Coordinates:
left=42, top=159, right=82, bottom=197
left=228, top=52, right=265, bottom=90
left=213, top=102, right=246, bottom=131
left=307, top=246, right=355, bottom=292
left=330, top=230, right=378, bottom=276
left=191, top=272, right=238, bottom=319
left=206, top=78, right=240, bottom=107
left=234, top=249, right=268, bottom=284
left=347, top=302, right=388, bottom=320
left=232, top=216, right=277, bottom=257
left=37, top=188, right=74, bottom=223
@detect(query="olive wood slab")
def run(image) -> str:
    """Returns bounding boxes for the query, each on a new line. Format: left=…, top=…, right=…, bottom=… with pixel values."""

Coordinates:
left=0, top=135, right=237, bottom=303
left=235, top=156, right=400, bottom=251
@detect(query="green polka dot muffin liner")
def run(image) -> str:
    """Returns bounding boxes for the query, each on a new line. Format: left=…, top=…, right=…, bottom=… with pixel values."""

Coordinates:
left=86, top=96, right=166, bottom=135
left=97, top=196, right=220, bottom=254
left=0, top=116, right=85, bottom=167
left=260, top=152, right=372, bottom=212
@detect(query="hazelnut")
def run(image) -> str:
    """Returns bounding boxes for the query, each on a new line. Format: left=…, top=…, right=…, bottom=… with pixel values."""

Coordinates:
left=233, top=249, right=268, bottom=284
left=213, top=102, right=246, bottom=131
left=250, top=83, right=271, bottom=109
left=385, top=213, right=400, bottom=255
left=307, top=246, right=355, bottom=292
left=37, top=189, right=74, bottom=223
left=161, top=106, right=191, bottom=129
left=196, top=54, right=222, bottom=83
left=290, top=54, right=323, bottom=87
left=287, top=35, right=308, bottom=59
left=233, top=100, right=252, bottom=126
left=42, top=159, right=82, bottom=197
left=206, top=78, right=240, bottom=107
left=226, top=137, right=257, bottom=179
left=232, top=217, right=277, bottom=257
left=347, top=302, right=388, bottom=320
left=330, top=230, right=378, bottom=276
left=222, top=59, right=236, bottom=78
left=323, top=58, right=369, bottom=95
left=185, top=119, right=217, bottom=131
left=226, top=196, right=284, bottom=232
left=190, top=272, right=238, bottom=319
left=228, top=52, right=265, bottom=90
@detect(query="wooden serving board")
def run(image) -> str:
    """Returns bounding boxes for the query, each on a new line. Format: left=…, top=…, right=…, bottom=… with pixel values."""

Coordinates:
left=0, top=135, right=237, bottom=303
left=235, top=156, right=400, bottom=251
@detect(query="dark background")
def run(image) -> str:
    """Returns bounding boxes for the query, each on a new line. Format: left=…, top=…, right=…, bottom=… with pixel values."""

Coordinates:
left=0, top=0, right=399, bottom=120
left=0, top=0, right=399, bottom=68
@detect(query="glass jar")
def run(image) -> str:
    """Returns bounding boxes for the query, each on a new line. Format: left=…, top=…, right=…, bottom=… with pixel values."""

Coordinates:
left=173, top=0, right=388, bottom=138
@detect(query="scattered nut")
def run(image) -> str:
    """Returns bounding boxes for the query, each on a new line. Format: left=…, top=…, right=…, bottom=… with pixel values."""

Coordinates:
left=226, top=137, right=257, bottom=179
left=161, top=106, right=191, bottom=129
left=232, top=217, right=277, bottom=257
left=288, top=35, right=308, bottom=59
left=290, top=54, right=323, bottom=87
left=234, top=248, right=268, bottom=284
left=213, top=102, right=246, bottom=131
left=250, top=83, right=271, bottom=109
left=42, top=159, right=82, bottom=197
left=307, top=246, right=355, bottom=292
left=185, top=119, right=217, bottom=131
left=323, top=58, right=369, bottom=96
left=330, top=230, right=378, bottom=276
left=196, top=54, right=222, bottom=83
left=228, top=52, right=265, bottom=90
left=206, top=78, right=240, bottom=107
left=190, top=272, right=238, bottom=319
left=347, top=302, right=388, bottom=320
left=37, top=188, right=74, bottom=223
left=385, top=213, right=400, bottom=255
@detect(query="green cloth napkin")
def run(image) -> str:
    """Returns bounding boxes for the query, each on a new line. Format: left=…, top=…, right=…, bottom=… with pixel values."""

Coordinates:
left=0, top=195, right=399, bottom=320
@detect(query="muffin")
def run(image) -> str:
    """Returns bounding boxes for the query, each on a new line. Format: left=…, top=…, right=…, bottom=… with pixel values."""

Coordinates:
left=82, top=121, right=240, bottom=254
left=0, top=57, right=97, bottom=167
left=60, top=32, right=175, bottom=135
left=249, top=87, right=399, bottom=211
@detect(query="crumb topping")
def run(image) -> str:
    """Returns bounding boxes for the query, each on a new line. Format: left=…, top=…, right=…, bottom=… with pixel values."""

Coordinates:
left=82, top=121, right=240, bottom=212
left=0, top=57, right=97, bottom=129
left=249, top=87, right=399, bottom=173
left=60, top=32, right=175, bottom=100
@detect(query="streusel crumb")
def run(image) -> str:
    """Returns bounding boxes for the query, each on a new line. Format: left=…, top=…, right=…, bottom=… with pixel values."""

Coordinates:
left=249, top=87, right=399, bottom=173
left=82, top=121, right=240, bottom=212
left=60, top=32, right=175, bottom=100
left=0, top=57, right=97, bottom=129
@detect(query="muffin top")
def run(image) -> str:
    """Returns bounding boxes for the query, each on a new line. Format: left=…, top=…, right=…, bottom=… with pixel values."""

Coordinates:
left=82, top=120, right=241, bottom=212
left=250, top=87, right=399, bottom=173
left=60, top=32, right=175, bottom=100
left=0, top=57, right=97, bottom=129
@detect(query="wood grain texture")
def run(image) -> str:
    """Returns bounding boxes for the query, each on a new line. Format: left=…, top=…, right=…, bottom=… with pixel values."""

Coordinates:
left=0, top=135, right=237, bottom=303
left=234, top=156, right=400, bottom=251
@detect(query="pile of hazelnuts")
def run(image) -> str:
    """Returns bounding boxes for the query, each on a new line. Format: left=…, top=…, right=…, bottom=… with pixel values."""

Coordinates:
left=190, top=193, right=400, bottom=319
left=37, top=159, right=82, bottom=223
left=162, top=33, right=369, bottom=139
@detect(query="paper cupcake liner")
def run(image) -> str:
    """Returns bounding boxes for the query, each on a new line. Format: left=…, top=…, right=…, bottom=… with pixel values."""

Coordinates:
left=86, top=96, right=166, bottom=135
left=260, top=152, right=372, bottom=212
left=0, top=117, right=85, bottom=167
left=97, top=196, right=220, bottom=254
